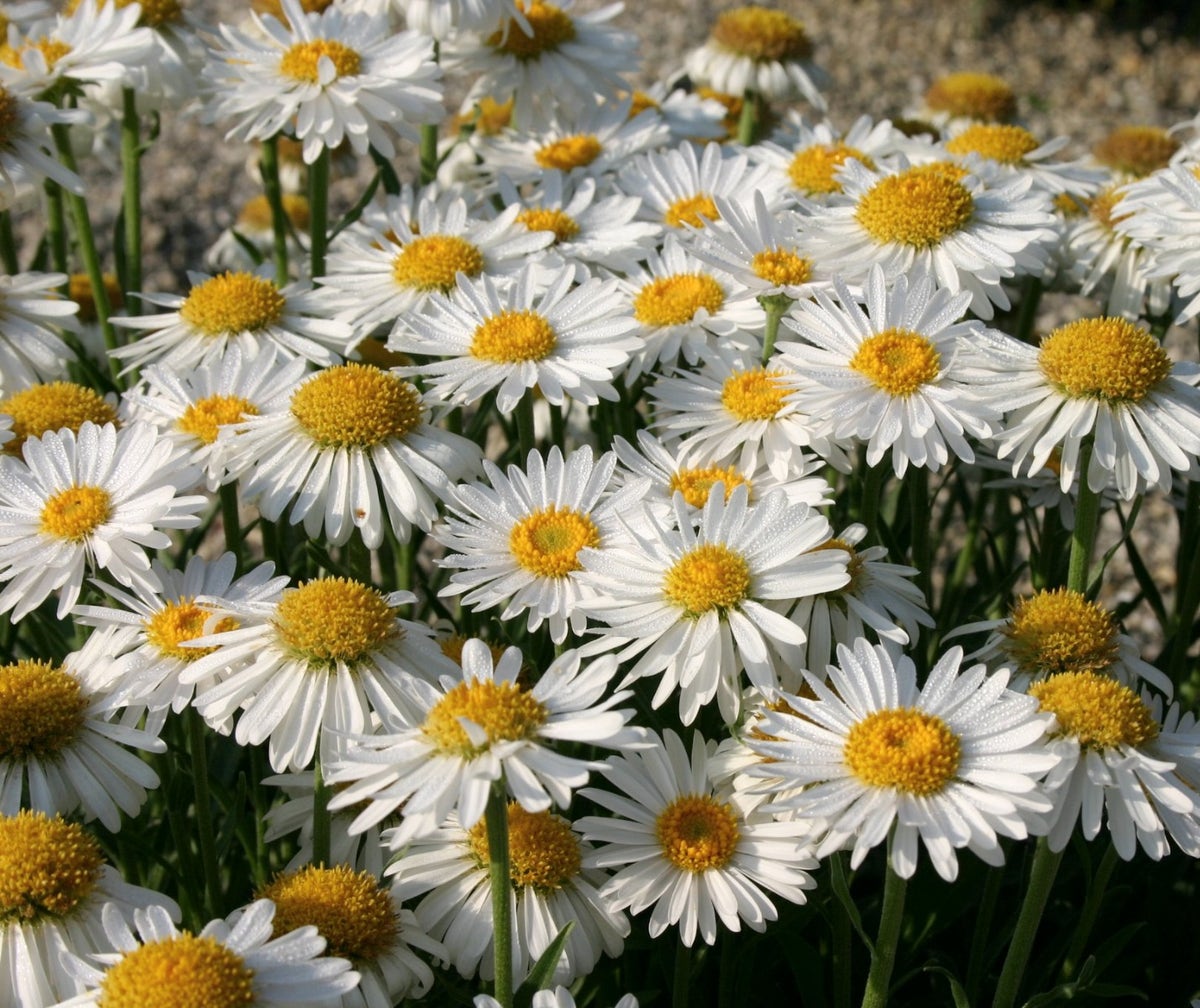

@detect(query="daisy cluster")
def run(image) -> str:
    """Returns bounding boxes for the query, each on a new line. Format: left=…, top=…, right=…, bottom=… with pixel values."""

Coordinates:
left=0, top=0, right=1199, bottom=1006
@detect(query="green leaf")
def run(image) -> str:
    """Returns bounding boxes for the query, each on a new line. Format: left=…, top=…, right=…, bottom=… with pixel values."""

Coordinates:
left=923, top=965, right=971, bottom=1008
left=828, top=853, right=873, bottom=955
left=514, top=921, right=576, bottom=1008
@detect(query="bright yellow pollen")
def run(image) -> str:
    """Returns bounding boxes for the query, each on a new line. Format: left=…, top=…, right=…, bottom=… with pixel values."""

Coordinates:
left=788, top=143, right=874, bottom=195
left=655, top=794, right=741, bottom=872
left=470, top=310, right=557, bottom=363
left=0, top=811, right=102, bottom=924
left=720, top=368, right=787, bottom=420
left=1038, top=317, right=1171, bottom=404
left=664, top=192, right=720, bottom=229
left=488, top=2, right=577, bottom=59
left=290, top=364, right=424, bottom=448
left=0, top=660, right=86, bottom=761
left=844, top=708, right=961, bottom=795
left=811, top=537, right=864, bottom=593
left=924, top=72, right=1016, bottom=123
left=279, top=38, right=362, bottom=83
left=69, top=273, right=124, bottom=323
left=391, top=234, right=485, bottom=293
left=1002, top=588, right=1119, bottom=676
left=145, top=599, right=239, bottom=662
left=945, top=123, right=1040, bottom=164
left=422, top=680, right=548, bottom=756
left=65, top=0, right=182, bottom=27
left=1030, top=672, right=1159, bottom=749
left=628, top=90, right=660, bottom=117
left=468, top=804, right=582, bottom=890
left=856, top=165, right=975, bottom=247
left=669, top=465, right=749, bottom=508
left=1093, top=125, right=1179, bottom=178
left=751, top=247, right=812, bottom=286
left=177, top=394, right=258, bottom=446
left=516, top=207, right=581, bottom=243
left=274, top=577, right=399, bottom=666
left=0, top=382, right=118, bottom=456
left=849, top=328, right=941, bottom=397
left=237, top=193, right=310, bottom=233
left=179, top=272, right=286, bottom=336
left=39, top=485, right=111, bottom=541
left=98, top=933, right=255, bottom=1008
left=634, top=273, right=725, bottom=327
left=663, top=543, right=751, bottom=616
left=710, top=6, right=812, bottom=61
left=509, top=506, right=600, bottom=577
left=1088, top=186, right=1131, bottom=233
left=260, top=864, right=398, bottom=963
left=534, top=134, right=602, bottom=171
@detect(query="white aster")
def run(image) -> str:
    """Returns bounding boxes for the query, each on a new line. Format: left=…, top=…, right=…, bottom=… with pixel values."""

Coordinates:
left=0, top=269, right=78, bottom=387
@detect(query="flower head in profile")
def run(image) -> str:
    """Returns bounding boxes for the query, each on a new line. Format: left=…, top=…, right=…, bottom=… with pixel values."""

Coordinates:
left=0, top=82, right=85, bottom=207
left=917, top=71, right=1017, bottom=128
left=0, top=270, right=79, bottom=388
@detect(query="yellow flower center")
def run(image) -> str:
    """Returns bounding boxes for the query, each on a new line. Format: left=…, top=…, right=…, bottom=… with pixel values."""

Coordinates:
left=1053, top=193, right=1088, bottom=218
left=655, top=794, right=741, bottom=872
left=1092, top=125, right=1179, bottom=178
left=1030, top=671, right=1159, bottom=748
left=0, top=811, right=102, bottom=925
left=1038, top=317, right=1171, bottom=404
left=663, top=543, right=751, bottom=617
left=669, top=465, right=749, bottom=508
left=788, top=143, right=874, bottom=195
left=8, top=38, right=72, bottom=71
left=69, top=273, right=124, bottom=324
left=179, top=272, right=286, bottom=336
left=710, top=6, right=812, bottom=61
left=279, top=38, right=362, bottom=83
left=0, top=382, right=118, bottom=457
left=534, top=134, right=602, bottom=171
left=848, top=328, right=941, bottom=397
left=145, top=599, right=239, bottom=662
left=290, top=364, right=424, bottom=448
left=39, top=485, right=111, bottom=541
left=720, top=368, right=787, bottom=420
left=664, top=192, right=720, bottom=229
left=1001, top=588, right=1119, bottom=677
left=516, top=207, right=581, bottom=243
left=274, top=577, right=399, bottom=667
left=237, top=193, right=310, bottom=233
left=451, top=95, right=513, bottom=136
left=945, top=123, right=1040, bottom=164
left=633, top=273, right=725, bottom=327
left=1087, top=186, right=1131, bottom=233
left=923, top=71, right=1016, bottom=122
left=98, top=934, right=255, bottom=1008
left=628, top=90, right=659, bottom=117
left=470, top=309, right=557, bottom=363
left=467, top=804, right=582, bottom=890
left=844, top=708, right=961, bottom=795
left=811, top=537, right=864, bottom=593
left=751, top=247, right=812, bottom=286
left=0, top=660, right=86, bottom=761
left=422, top=680, right=548, bottom=756
left=856, top=165, right=975, bottom=247
left=509, top=506, right=600, bottom=577
left=177, top=394, right=258, bottom=446
left=391, top=234, right=485, bottom=293
left=65, top=0, right=182, bottom=27
left=259, top=864, right=398, bottom=963
left=488, top=2, right=577, bottom=59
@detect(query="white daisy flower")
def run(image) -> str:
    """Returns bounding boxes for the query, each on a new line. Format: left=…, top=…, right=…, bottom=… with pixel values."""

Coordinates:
left=435, top=445, right=648, bottom=645
left=218, top=362, right=483, bottom=549
left=392, top=263, right=640, bottom=413
left=941, top=122, right=1106, bottom=198
left=395, top=0, right=519, bottom=38
left=779, top=265, right=1003, bottom=477
left=180, top=575, right=459, bottom=773
left=0, top=421, right=206, bottom=620
left=577, top=485, right=848, bottom=724
left=618, top=80, right=728, bottom=145
left=204, top=192, right=311, bottom=275
left=389, top=805, right=628, bottom=985
left=748, top=639, right=1060, bottom=882
left=201, top=0, right=443, bottom=164
left=0, top=810, right=179, bottom=1008
left=0, top=270, right=78, bottom=388
left=476, top=988, right=638, bottom=1008
left=577, top=729, right=818, bottom=947
left=56, top=899, right=359, bottom=1007
left=1090, top=122, right=1181, bottom=182
left=912, top=71, right=1018, bottom=130
left=0, top=379, right=118, bottom=460
left=0, top=81, right=85, bottom=207
left=326, top=638, right=642, bottom=847
left=976, top=315, right=1200, bottom=500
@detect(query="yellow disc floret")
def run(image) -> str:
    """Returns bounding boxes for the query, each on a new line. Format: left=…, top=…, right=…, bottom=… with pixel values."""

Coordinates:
left=720, top=368, right=787, bottom=420
left=945, top=123, right=1040, bottom=164
left=422, top=680, right=548, bottom=756
left=69, top=273, right=124, bottom=324
left=279, top=38, right=362, bottom=83
left=179, top=272, right=286, bottom=336
left=1087, top=186, right=1131, bottom=233
left=488, top=2, right=577, bottom=59
left=237, top=193, right=311, bottom=233
left=517, top=207, right=581, bottom=243
left=710, top=6, right=812, bottom=61
left=290, top=364, right=424, bottom=448
left=177, top=394, right=259, bottom=446
left=0, top=382, right=118, bottom=456
left=924, top=72, right=1016, bottom=123
left=0, top=811, right=103, bottom=924
left=849, top=328, right=941, bottom=396
left=470, top=310, right=557, bottom=363
left=633, top=274, right=725, bottom=327
left=467, top=804, right=582, bottom=890
left=670, top=465, right=749, bottom=508
left=1038, top=317, right=1171, bottom=404
left=843, top=708, right=961, bottom=795
left=788, top=143, right=873, bottom=195
left=98, top=933, right=255, bottom=1008
left=663, top=543, right=751, bottom=616
left=274, top=577, right=399, bottom=667
left=39, top=485, right=111, bottom=541
left=655, top=794, right=741, bottom=872
left=856, top=165, right=975, bottom=247
left=1030, top=671, right=1159, bottom=749
left=0, top=660, right=87, bottom=760
left=534, top=134, right=602, bottom=171
left=751, top=247, right=812, bottom=286
left=391, top=235, right=485, bottom=293
left=509, top=506, right=600, bottom=577
left=1093, top=125, right=1179, bottom=178
left=664, top=192, right=720, bottom=229
left=145, top=599, right=238, bottom=662
left=1001, top=588, right=1119, bottom=676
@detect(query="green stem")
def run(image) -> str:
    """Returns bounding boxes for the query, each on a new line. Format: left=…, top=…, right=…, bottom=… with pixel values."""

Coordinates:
left=736, top=89, right=762, bottom=146
left=859, top=459, right=889, bottom=544
left=308, top=146, right=330, bottom=279
left=861, top=846, right=908, bottom=1008
left=259, top=136, right=291, bottom=285
left=672, top=934, right=693, bottom=1008
left=120, top=87, right=142, bottom=310
left=1066, top=439, right=1100, bottom=594
left=1168, top=480, right=1200, bottom=685
left=311, top=757, right=332, bottom=867
left=186, top=708, right=222, bottom=918
left=991, top=839, right=1064, bottom=1008
left=966, top=861, right=1006, bottom=1003
left=515, top=392, right=536, bottom=461
left=44, top=178, right=68, bottom=277
left=219, top=482, right=243, bottom=572
left=419, top=122, right=439, bottom=187
left=485, top=782, right=514, bottom=1008
left=758, top=292, right=793, bottom=364
left=906, top=466, right=933, bottom=609
left=1060, top=842, right=1118, bottom=981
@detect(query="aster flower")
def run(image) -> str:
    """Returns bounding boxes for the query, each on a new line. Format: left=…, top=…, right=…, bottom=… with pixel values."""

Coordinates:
left=577, top=729, right=818, bottom=947
left=326, top=638, right=641, bottom=847
left=915, top=71, right=1018, bottom=129
left=476, top=989, right=638, bottom=1008
left=0, top=270, right=79, bottom=388
left=616, top=80, right=728, bottom=145
left=390, top=804, right=628, bottom=985
left=0, top=379, right=118, bottom=460
left=0, top=81, right=85, bottom=206
left=748, top=639, right=1059, bottom=882
left=1090, top=123, right=1181, bottom=182
left=395, top=0, right=520, bottom=38
left=941, top=122, right=1106, bottom=198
